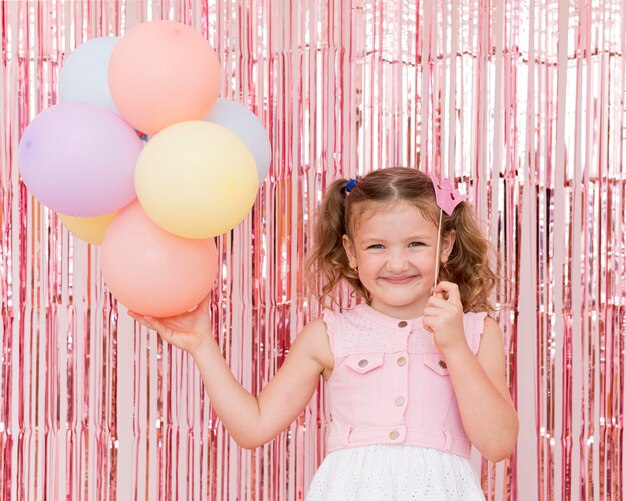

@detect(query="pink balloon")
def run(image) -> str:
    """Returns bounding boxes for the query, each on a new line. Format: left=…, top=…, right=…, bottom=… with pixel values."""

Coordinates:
left=18, top=102, right=142, bottom=216
left=101, top=201, right=218, bottom=317
left=108, top=20, right=220, bottom=135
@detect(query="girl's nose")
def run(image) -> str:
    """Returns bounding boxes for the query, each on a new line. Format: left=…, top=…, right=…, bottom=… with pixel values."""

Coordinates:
left=387, top=251, right=410, bottom=272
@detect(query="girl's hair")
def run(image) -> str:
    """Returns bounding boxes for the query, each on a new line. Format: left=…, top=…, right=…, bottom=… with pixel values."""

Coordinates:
left=305, top=167, right=498, bottom=312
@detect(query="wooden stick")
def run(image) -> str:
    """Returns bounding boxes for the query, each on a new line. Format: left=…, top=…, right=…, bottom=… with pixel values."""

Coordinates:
left=434, top=209, right=443, bottom=290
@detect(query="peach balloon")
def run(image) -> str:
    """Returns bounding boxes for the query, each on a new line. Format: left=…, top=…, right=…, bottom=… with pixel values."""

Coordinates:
left=108, top=20, right=220, bottom=135
left=101, top=201, right=218, bottom=317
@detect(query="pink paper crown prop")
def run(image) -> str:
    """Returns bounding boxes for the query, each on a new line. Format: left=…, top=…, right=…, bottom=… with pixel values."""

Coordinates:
left=430, top=174, right=469, bottom=215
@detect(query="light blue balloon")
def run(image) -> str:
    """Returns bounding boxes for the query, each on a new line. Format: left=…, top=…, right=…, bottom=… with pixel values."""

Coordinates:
left=204, top=98, right=272, bottom=183
left=59, top=37, right=119, bottom=114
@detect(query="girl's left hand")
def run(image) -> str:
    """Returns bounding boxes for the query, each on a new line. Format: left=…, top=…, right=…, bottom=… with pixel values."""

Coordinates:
left=422, top=281, right=467, bottom=354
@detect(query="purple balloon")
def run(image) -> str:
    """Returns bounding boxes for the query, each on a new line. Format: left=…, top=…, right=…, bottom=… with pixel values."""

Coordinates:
left=18, top=102, right=142, bottom=216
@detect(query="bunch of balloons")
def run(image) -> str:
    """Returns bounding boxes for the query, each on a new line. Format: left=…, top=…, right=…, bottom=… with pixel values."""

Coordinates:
left=17, top=21, right=271, bottom=317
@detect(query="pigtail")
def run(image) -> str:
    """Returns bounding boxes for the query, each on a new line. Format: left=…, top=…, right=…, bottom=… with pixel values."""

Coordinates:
left=305, top=179, right=365, bottom=305
left=440, top=202, right=499, bottom=312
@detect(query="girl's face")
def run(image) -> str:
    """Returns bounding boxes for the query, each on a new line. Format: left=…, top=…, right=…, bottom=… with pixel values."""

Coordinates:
left=343, top=200, right=455, bottom=319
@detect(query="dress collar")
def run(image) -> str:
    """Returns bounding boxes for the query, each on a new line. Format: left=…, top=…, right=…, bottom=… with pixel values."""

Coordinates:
left=353, top=303, right=424, bottom=331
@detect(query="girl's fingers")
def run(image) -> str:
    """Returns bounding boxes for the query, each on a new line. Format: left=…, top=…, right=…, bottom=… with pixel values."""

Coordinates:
left=128, top=311, right=163, bottom=333
left=423, top=305, right=440, bottom=317
left=426, top=295, right=449, bottom=309
left=144, top=315, right=168, bottom=334
left=128, top=311, right=150, bottom=328
left=198, top=294, right=212, bottom=312
left=433, top=281, right=462, bottom=304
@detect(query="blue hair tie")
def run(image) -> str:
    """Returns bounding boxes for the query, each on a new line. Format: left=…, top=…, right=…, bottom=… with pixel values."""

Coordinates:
left=345, top=178, right=358, bottom=193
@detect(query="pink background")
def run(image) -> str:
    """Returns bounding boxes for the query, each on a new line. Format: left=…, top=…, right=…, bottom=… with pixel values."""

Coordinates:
left=0, top=1, right=624, bottom=499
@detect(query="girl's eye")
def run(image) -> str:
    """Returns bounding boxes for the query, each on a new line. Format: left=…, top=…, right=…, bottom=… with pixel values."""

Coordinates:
left=367, top=244, right=384, bottom=249
left=409, top=241, right=425, bottom=247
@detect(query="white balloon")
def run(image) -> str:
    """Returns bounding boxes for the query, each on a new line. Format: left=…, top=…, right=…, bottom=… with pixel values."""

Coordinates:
left=204, top=98, right=272, bottom=183
left=59, top=37, right=119, bottom=114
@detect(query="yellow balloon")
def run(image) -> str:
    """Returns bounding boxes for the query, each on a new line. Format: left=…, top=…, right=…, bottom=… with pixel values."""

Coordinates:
left=58, top=212, right=117, bottom=245
left=135, top=121, right=258, bottom=238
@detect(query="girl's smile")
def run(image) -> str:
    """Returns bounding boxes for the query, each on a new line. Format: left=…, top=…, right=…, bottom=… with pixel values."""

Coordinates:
left=379, top=275, right=418, bottom=284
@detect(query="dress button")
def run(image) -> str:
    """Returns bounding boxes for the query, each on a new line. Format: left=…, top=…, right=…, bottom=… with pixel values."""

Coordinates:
left=389, top=430, right=400, bottom=440
left=398, top=321, right=408, bottom=328
left=358, top=359, right=369, bottom=368
left=396, top=356, right=407, bottom=367
left=439, top=360, right=447, bottom=369
left=395, top=396, right=405, bottom=406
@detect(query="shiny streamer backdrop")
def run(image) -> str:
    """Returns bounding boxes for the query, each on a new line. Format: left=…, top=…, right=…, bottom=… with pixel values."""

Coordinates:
left=0, top=1, right=624, bottom=500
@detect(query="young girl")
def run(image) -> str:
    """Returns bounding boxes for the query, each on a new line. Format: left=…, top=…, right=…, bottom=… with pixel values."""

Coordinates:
left=129, top=167, right=518, bottom=500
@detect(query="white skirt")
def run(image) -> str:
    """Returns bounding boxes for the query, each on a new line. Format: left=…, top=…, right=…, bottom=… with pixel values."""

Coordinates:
left=306, top=445, right=486, bottom=501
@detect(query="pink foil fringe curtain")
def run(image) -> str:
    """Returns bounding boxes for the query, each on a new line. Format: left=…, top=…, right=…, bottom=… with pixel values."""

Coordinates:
left=0, top=0, right=624, bottom=500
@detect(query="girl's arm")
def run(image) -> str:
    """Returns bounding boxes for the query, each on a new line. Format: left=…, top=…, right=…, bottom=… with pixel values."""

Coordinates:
left=424, top=282, right=518, bottom=462
left=130, top=298, right=333, bottom=450
left=190, top=318, right=331, bottom=448
left=442, top=317, right=518, bottom=462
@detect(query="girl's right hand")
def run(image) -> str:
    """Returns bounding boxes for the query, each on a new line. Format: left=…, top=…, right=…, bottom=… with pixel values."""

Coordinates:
left=128, top=294, right=214, bottom=356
